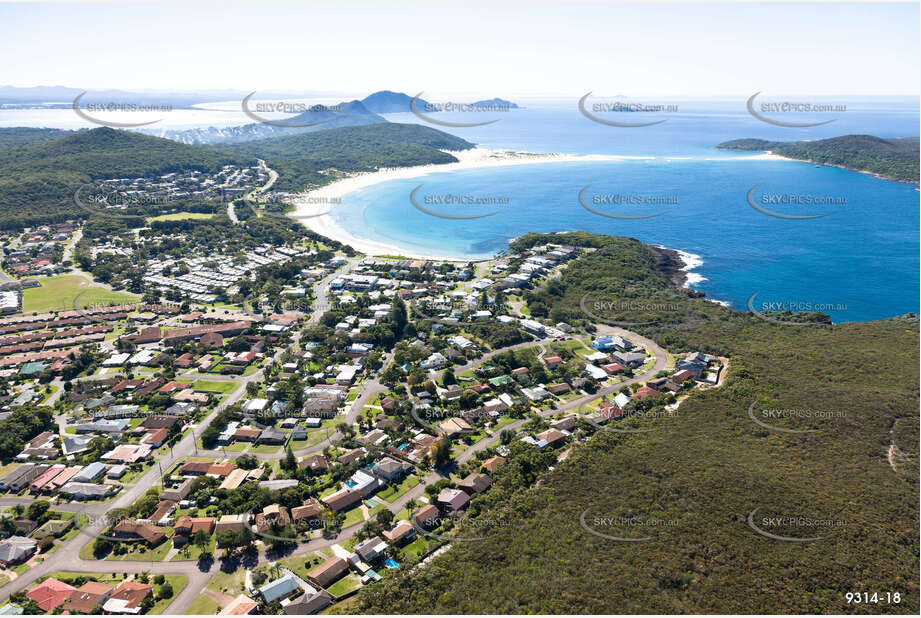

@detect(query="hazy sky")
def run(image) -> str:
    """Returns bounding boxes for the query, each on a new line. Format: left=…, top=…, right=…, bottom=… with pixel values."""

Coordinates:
left=0, top=1, right=917, bottom=96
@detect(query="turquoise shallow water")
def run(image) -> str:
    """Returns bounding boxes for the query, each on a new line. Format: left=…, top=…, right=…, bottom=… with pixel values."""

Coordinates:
left=330, top=153, right=919, bottom=323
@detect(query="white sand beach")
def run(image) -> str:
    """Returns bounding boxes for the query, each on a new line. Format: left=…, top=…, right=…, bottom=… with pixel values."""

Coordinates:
left=286, top=147, right=788, bottom=259
left=287, top=148, right=651, bottom=259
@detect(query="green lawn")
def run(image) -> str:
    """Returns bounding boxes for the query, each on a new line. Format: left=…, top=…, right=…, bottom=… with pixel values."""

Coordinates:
left=193, top=380, right=239, bottom=394
left=150, top=575, right=188, bottom=614
left=279, top=554, right=323, bottom=582
left=169, top=537, right=216, bottom=561
left=401, top=536, right=436, bottom=559
left=250, top=443, right=283, bottom=454
left=341, top=506, right=367, bottom=528
left=21, top=275, right=138, bottom=313
left=183, top=594, right=220, bottom=615
left=376, top=476, right=421, bottom=502
left=207, top=568, right=247, bottom=596
left=87, top=537, right=173, bottom=562
left=327, top=574, right=362, bottom=598
left=147, top=212, right=215, bottom=223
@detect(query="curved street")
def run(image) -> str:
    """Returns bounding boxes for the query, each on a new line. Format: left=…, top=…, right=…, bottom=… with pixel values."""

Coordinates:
left=0, top=279, right=672, bottom=612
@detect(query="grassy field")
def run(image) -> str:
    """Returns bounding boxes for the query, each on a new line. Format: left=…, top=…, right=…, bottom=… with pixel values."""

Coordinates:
left=21, top=275, right=138, bottom=313
left=146, top=212, right=215, bottom=223
left=193, top=379, right=239, bottom=394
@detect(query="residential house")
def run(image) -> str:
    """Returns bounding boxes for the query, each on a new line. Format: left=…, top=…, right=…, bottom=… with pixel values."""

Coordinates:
left=437, top=488, right=471, bottom=511
left=458, top=473, right=493, bottom=494
left=306, top=557, right=348, bottom=588
left=102, top=581, right=153, bottom=614
left=257, top=574, right=300, bottom=604
left=0, top=536, right=37, bottom=567
left=414, top=504, right=440, bottom=528
left=26, top=578, right=74, bottom=613
left=112, top=521, right=167, bottom=546
left=61, top=581, right=115, bottom=614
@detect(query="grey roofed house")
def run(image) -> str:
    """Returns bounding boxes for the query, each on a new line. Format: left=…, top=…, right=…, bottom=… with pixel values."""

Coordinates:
left=0, top=536, right=37, bottom=566
left=257, top=574, right=300, bottom=603
left=686, top=351, right=711, bottom=364
left=612, top=351, right=646, bottom=367
left=60, top=482, right=116, bottom=500
left=161, top=477, right=195, bottom=501
left=354, top=536, right=389, bottom=561
left=1, top=464, right=47, bottom=492
left=62, top=435, right=94, bottom=456
left=258, top=427, right=287, bottom=444
left=11, top=390, right=37, bottom=407
left=72, top=461, right=107, bottom=482
left=165, top=402, right=197, bottom=416
left=371, top=457, right=410, bottom=482
left=259, top=479, right=299, bottom=491
left=83, top=394, right=115, bottom=410
left=99, top=404, right=140, bottom=418
left=282, top=590, right=334, bottom=615
left=0, top=463, right=38, bottom=490
left=75, top=418, right=130, bottom=434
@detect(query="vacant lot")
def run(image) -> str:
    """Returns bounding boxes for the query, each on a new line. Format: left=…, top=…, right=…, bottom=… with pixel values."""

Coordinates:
left=21, top=275, right=138, bottom=313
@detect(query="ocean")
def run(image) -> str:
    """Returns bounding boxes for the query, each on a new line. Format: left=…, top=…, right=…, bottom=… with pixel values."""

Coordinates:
left=2, top=96, right=917, bottom=322
left=327, top=98, right=920, bottom=323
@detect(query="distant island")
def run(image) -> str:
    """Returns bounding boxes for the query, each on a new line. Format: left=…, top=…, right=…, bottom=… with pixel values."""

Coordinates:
left=470, top=97, right=519, bottom=109
left=717, top=134, right=919, bottom=183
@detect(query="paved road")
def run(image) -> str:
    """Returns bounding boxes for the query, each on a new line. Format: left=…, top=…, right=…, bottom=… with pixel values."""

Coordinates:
left=0, top=328, right=295, bottom=609
left=0, top=259, right=354, bottom=607
left=0, top=262, right=670, bottom=612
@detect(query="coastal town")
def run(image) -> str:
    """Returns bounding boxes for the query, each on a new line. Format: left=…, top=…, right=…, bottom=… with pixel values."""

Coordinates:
left=0, top=214, right=724, bottom=614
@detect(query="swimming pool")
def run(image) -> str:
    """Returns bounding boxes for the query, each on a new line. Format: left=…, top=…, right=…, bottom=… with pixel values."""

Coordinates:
left=384, top=557, right=399, bottom=569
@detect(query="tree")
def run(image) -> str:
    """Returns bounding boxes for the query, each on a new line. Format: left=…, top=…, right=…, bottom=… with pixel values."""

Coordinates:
left=442, top=369, right=457, bottom=386
left=27, top=500, right=50, bottom=522
left=433, top=438, right=453, bottom=467
left=157, top=582, right=173, bottom=600
left=376, top=510, right=394, bottom=527
left=282, top=446, right=297, bottom=473
left=192, top=530, right=211, bottom=558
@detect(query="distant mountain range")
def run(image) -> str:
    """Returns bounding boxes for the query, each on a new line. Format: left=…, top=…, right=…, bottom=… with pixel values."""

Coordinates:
left=359, top=90, right=429, bottom=113
left=0, top=86, right=518, bottom=146
left=155, top=100, right=386, bottom=145
left=155, top=90, right=518, bottom=145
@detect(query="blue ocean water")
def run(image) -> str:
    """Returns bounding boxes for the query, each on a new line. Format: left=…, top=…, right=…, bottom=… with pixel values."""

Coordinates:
left=332, top=99, right=919, bottom=322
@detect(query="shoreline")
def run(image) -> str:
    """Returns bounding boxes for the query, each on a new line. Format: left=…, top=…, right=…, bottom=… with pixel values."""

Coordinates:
left=721, top=148, right=920, bottom=185
left=287, top=147, right=786, bottom=261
